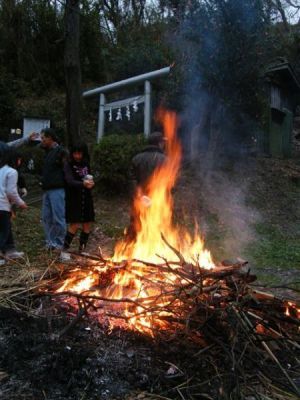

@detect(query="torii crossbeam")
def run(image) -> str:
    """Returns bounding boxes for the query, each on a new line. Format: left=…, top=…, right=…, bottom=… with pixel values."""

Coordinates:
left=82, top=66, right=172, bottom=143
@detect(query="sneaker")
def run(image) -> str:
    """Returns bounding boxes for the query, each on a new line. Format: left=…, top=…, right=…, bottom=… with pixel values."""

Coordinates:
left=5, top=250, right=25, bottom=259
left=46, top=245, right=57, bottom=252
left=59, top=251, right=71, bottom=262
left=78, top=245, right=86, bottom=253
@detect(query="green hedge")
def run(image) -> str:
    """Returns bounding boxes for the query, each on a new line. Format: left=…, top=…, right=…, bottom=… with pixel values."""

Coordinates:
left=19, top=144, right=45, bottom=175
left=92, top=134, right=146, bottom=194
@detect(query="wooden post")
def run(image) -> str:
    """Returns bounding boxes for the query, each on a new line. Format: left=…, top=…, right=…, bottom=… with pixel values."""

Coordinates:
left=144, top=80, right=151, bottom=137
left=97, top=93, right=106, bottom=143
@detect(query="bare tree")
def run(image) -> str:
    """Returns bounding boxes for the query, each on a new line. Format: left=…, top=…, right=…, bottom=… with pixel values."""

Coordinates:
left=265, top=0, right=300, bottom=28
left=274, top=0, right=290, bottom=30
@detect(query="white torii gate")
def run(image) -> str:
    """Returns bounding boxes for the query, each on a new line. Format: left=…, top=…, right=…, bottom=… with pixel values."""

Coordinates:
left=82, top=66, right=172, bottom=143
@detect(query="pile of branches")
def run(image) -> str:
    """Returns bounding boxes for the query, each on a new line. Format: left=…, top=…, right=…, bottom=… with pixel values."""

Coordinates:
left=37, top=236, right=300, bottom=399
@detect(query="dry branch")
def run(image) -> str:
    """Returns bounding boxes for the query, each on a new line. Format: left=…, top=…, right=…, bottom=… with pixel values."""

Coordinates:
left=1, top=249, right=299, bottom=398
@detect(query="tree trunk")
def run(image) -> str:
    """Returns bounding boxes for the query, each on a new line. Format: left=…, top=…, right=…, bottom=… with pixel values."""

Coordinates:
left=275, top=0, right=290, bottom=32
left=64, top=0, right=81, bottom=146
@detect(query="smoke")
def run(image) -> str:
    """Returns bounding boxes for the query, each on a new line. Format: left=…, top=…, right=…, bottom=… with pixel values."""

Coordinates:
left=170, top=0, right=268, bottom=156
left=168, top=1, right=266, bottom=258
left=199, top=166, right=261, bottom=259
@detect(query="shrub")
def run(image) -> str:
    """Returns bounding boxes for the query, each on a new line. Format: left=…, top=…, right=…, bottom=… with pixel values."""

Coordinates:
left=92, top=134, right=146, bottom=194
left=19, top=143, right=45, bottom=175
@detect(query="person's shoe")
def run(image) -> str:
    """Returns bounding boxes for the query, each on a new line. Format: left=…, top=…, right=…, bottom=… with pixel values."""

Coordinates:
left=0, top=259, right=6, bottom=266
left=5, top=250, right=25, bottom=259
left=59, top=251, right=71, bottom=262
left=46, top=245, right=56, bottom=252
left=78, top=244, right=86, bottom=253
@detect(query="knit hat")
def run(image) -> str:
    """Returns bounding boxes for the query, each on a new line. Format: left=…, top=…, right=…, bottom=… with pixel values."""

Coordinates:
left=148, top=131, right=166, bottom=145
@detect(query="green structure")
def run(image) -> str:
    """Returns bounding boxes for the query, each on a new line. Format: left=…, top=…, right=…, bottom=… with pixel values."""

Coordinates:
left=265, top=59, right=300, bottom=157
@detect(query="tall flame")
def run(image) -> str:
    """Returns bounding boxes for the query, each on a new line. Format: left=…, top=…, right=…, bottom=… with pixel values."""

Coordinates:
left=113, top=109, right=214, bottom=267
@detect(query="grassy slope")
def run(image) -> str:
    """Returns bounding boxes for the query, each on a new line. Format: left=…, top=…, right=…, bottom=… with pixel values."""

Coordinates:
left=245, top=158, right=300, bottom=288
left=184, top=156, right=300, bottom=289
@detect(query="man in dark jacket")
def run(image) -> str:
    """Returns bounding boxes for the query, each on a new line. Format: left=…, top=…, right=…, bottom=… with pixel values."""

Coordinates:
left=40, top=128, right=67, bottom=250
left=130, top=131, right=166, bottom=191
left=127, top=131, right=167, bottom=241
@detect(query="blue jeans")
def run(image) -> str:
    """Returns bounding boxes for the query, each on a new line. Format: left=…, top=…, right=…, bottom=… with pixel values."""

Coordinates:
left=42, top=189, right=66, bottom=249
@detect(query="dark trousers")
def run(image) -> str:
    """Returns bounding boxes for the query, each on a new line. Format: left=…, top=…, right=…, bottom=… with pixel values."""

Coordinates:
left=0, top=211, right=14, bottom=253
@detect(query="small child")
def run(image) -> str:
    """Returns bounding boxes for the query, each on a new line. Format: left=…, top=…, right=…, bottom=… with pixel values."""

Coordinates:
left=60, top=142, right=95, bottom=261
left=0, top=144, right=28, bottom=264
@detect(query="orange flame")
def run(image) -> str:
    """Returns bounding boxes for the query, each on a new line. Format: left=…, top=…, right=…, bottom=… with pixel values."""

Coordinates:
left=113, top=109, right=214, bottom=267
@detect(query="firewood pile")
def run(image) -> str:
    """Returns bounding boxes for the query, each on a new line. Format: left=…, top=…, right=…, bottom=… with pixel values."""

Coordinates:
left=33, top=237, right=300, bottom=399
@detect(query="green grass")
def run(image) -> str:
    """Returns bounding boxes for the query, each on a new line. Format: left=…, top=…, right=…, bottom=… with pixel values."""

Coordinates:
left=245, top=223, right=300, bottom=269
left=243, top=222, right=300, bottom=288
left=12, top=195, right=129, bottom=259
left=13, top=203, right=45, bottom=258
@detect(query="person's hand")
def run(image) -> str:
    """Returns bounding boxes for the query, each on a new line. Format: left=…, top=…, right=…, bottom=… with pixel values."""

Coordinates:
left=19, top=202, right=28, bottom=210
left=19, top=188, right=28, bottom=197
left=29, top=132, right=41, bottom=141
left=83, top=180, right=94, bottom=189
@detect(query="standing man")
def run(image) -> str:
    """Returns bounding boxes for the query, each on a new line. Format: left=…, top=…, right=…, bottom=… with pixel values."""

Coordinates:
left=130, top=131, right=167, bottom=192
left=127, top=131, right=167, bottom=241
left=40, top=128, right=67, bottom=251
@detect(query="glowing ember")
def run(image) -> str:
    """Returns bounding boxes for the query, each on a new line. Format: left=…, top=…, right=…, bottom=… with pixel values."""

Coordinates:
left=285, top=301, right=300, bottom=319
left=55, top=109, right=215, bottom=334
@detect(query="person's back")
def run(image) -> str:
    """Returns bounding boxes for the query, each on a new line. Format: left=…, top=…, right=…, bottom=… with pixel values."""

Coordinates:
left=131, top=145, right=166, bottom=186
left=126, top=132, right=167, bottom=242
left=0, top=144, right=26, bottom=211
left=131, top=132, right=166, bottom=189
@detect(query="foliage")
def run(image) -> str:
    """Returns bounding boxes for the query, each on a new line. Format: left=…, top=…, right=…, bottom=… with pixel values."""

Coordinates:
left=14, top=203, right=44, bottom=258
left=19, top=144, right=45, bottom=175
left=109, top=21, right=173, bottom=81
left=0, top=0, right=299, bottom=146
left=92, top=134, right=146, bottom=194
left=0, top=69, right=15, bottom=140
left=80, top=1, right=111, bottom=83
left=0, top=0, right=65, bottom=90
left=172, top=1, right=273, bottom=134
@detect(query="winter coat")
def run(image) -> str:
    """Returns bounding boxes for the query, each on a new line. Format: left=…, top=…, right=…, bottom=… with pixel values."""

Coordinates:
left=130, top=145, right=166, bottom=188
left=41, top=144, right=66, bottom=190
left=63, top=160, right=95, bottom=223
left=0, top=165, right=26, bottom=212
